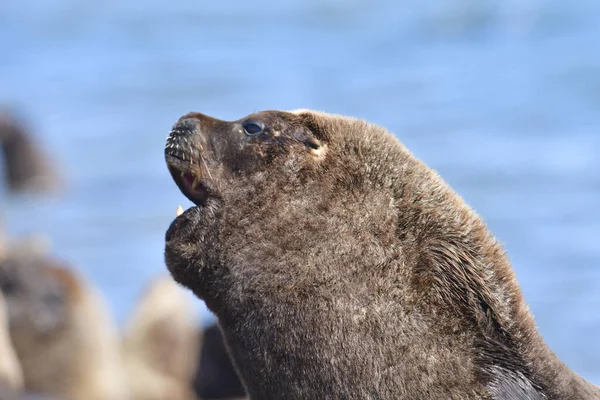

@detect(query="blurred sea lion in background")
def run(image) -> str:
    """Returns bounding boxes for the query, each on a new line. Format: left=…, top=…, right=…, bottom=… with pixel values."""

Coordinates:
left=124, top=275, right=200, bottom=400
left=0, top=291, right=23, bottom=399
left=0, top=109, right=62, bottom=195
left=194, top=324, right=247, bottom=400
left=0, top=243, right=128, bottom=400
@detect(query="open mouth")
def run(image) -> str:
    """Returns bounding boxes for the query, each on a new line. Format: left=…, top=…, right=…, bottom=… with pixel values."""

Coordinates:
left=166, top=156, right=210, bottom=206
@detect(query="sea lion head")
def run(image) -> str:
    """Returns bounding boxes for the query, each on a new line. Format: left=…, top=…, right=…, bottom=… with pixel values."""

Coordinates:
left=164, top=110, right=370, bottom=301
left=164, top=110, right=327, bottom=206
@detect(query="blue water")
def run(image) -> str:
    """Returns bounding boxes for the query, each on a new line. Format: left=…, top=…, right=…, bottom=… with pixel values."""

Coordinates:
left=1, top=0, right=599, bottom=383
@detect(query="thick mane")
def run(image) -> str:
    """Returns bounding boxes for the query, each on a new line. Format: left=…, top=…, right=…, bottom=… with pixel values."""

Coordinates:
left=301, top=110, right=553, bottom=394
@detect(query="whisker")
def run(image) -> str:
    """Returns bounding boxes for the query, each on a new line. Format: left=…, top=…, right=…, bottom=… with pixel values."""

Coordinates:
left=201, top=155, right=213, bottom=180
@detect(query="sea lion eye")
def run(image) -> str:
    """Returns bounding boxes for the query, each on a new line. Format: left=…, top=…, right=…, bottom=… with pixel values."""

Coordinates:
left=243, top=122, right=264, bottom=136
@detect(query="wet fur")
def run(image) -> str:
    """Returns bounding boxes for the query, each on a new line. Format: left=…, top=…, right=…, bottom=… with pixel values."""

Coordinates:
left=165, top=110, right=600, bottom=400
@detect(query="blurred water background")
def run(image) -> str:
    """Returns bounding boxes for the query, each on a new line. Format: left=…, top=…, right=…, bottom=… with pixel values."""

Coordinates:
left=0, top=0, right=599, bottom=384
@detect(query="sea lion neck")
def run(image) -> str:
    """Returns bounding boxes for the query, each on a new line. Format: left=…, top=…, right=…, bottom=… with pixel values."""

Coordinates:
left=385, top=149, right=599, bottom=399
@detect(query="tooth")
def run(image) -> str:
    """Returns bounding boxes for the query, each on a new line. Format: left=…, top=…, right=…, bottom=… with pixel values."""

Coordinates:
left=192, top=176, right=200, bottom=190
left=176, top=205, right=184, bottom=216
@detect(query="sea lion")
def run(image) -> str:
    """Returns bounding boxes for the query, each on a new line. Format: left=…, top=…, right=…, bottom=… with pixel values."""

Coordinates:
left=163, top=110, right=600, bottom=399
left=0, top=110, right=61, bottom=194
left=194, top=324, right=247, bottom=400
left=0, top=246, right=128, bottom=400
left=0, top=238, right=68, bottom=352
left=123, top=275, right=200, bottom=400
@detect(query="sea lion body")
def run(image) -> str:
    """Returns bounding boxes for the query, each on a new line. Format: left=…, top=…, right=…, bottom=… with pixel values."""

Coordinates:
left=164, top=110, right=600, bottom=400
left=123, top=275, right=200, bottom=400
left=0, top=246, right=127, bottom=400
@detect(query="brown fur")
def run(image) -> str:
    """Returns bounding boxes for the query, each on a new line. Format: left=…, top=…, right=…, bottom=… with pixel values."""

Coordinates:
left=123, top=275, right=200, bottom=400
left=0, top=247, right=127, bottom=400
left=164, top=109, right=600, bottom=400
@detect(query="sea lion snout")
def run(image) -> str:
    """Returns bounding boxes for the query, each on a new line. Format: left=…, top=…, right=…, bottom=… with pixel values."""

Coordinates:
left=165, top=118, right=207, bottom=160
left=165, top=115, right=215, bottom=206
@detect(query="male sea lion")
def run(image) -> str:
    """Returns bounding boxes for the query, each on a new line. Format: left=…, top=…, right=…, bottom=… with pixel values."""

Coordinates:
left=123, top=275, right=200, bottom=400
left=164, top=110, right=600, bottom=399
